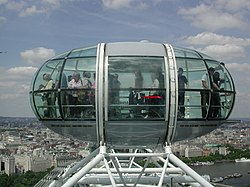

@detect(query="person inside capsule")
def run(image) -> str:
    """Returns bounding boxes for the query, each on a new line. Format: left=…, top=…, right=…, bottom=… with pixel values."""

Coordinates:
left=80, top=71, right=92, bottom=117
left=29, top=44, right=236, bottom=130
left=68, top=72, right=82, bottom=117
left=178, top=67, right=188, bottom=118
left=40, top=73, right=56, bottom=118
left=201, top=67, right=214, bottom=118
left=145, top=72, right=161, bottom=118
left=134, top=70, right=144, bottom=116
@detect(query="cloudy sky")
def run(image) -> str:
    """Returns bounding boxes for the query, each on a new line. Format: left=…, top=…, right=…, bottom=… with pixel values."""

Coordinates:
left=0, top=0, right=250, bottom=118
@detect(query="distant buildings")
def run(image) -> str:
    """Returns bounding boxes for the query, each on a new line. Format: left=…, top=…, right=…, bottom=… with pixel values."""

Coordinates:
left=0, top=117, right=90, bottom=175
left=0, top=117, right=249, bottom=175
left=172, top=121, right=250, bottom=158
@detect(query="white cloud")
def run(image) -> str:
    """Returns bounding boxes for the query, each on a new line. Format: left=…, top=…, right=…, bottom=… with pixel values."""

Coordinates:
left=0, top=0, right=62, bottom=17
left=184, top=32, right=250, bottom=46
left=199, top=44, right=245, bottom=61
left=178, top=3, right=248, bottom=31
left=0, top=67, right=35, bottom=101
left=101, top=0, right=148, bottom=10
left=5, top=1, right=25, bottom=10
left=7, top=66, right=38, bottom=75
left=42, top=0, right=61, bottom=7
left=0, top=66, right=37, bottom=85
left=0, top=65, right=36, bottom=116
left=18, top=0, right=61, bottom=17
left=19, top=5, right=46, bottom=17
left=182, top=32, right=250, bottom=61
left=20, top=47, right=55, bottom=65
left=102, top=0, right=132, bottom=9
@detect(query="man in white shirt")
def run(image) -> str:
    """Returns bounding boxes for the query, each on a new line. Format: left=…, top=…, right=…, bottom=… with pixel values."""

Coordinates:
left=68, top=72, right=82, bottom=117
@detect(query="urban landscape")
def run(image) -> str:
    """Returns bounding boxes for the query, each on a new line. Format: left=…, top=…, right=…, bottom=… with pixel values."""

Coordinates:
left=0, top=116, right=249, bottom=186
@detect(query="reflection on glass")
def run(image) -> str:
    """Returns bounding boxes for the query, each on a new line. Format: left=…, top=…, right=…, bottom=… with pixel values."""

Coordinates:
left=107, top=56, right=166, bottom=120
left=30, top=44, right=235, bottom=122
left=32, top=53, right=96, bottom=120
left=175, top=57, right=235, bottom=119
left=68, top=46, right=97, bottom=58
left=34, top=90, right=59, bottom=119
left=173, top=47, right=201, bottom=58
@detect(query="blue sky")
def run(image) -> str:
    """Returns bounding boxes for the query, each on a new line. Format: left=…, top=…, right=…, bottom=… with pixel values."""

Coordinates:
left=0, top=0, right=250, bottom=118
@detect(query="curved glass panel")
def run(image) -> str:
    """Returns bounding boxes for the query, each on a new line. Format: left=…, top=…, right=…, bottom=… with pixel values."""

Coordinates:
left=34, top=60, right=63, bottom=90
left=176, top=58, right=208, bottom=119
left=175, top=52, right=235, bottom=120
left=107, top=56, right=166, bottom=120
left=198, top=52, right=216, bottom=60
left=205, top=60, right=235, bottom=118
left=32, top=59, right=63, bottom=119
left=51, top=51, right=70, bottom=60
left=31, top=49, right=97, bottom=120
left=173, top=47, right=201, bottom=58
left=62, top=57, right=96, bottom=119
left=176, top=58, right=207, bottom=89
left=68, top=46, right=97, bottom=58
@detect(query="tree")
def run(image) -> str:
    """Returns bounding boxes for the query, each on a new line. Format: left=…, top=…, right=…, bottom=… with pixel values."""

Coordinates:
left=0, top=168, right=51, bottom=187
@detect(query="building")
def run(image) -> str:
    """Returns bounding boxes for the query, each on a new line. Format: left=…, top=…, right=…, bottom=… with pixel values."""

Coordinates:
left=14, top=154, right=52, bottom=172
left=185, top=147, right=203, bottom=158
left=0, top=155, right=15, bottom=175
left=219, top=146, right=228, bottom=155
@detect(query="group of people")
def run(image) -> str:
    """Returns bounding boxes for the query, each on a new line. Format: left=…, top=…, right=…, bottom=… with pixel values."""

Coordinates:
left=201, top=67, right=223, bottom=118
left=39, top=68, right=95, bottom=118
left=178, top=66, right=224, bottom=119
left=178, top=67, right=224, bottom=118
left=128, top=69, right=165, bottom=118
left=39, top=65, right=223, bottom=119
left=130, top=69, right=164, bottom=102
left=67, top=71, right=94, bottom=117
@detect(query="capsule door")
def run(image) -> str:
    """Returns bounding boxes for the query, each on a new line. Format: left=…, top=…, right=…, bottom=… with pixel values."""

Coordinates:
left=101, top=42, right=176, bottom=147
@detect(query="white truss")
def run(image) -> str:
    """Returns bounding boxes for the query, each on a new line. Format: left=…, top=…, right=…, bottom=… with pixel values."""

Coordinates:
left=48, top=145, right=214, bottom=187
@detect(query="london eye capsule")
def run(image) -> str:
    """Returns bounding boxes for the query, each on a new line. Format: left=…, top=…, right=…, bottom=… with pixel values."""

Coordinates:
left=29, top=42, right=235, bottom=147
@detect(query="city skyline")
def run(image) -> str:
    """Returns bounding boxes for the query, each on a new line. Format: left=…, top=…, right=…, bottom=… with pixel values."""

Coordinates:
left=0, top=0, right=250, bottom=117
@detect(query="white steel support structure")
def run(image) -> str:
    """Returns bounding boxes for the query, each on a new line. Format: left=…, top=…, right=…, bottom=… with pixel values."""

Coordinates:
left=48, top=145, right=214, bottom=187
